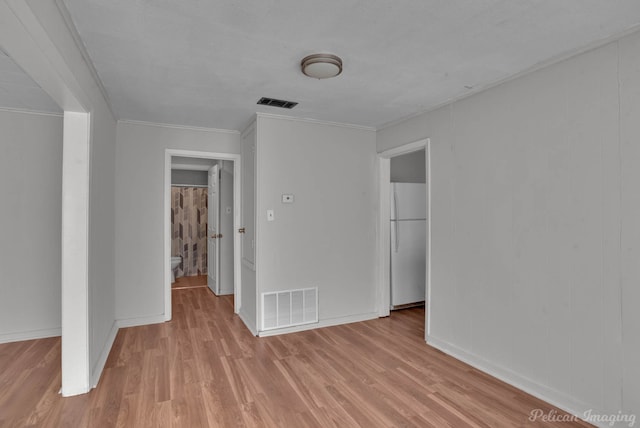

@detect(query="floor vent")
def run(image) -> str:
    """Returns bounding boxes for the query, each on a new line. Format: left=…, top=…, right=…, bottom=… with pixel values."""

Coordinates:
left=261, top=287, right=318, bottom=331
left=257, top=97, right=298, bottom=109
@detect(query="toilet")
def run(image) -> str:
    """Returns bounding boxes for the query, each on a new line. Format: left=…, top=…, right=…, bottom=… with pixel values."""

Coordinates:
left=171, top=256, right=182, bottom=282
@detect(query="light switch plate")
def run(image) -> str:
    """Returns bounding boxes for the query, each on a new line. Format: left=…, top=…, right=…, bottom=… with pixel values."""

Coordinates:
left=282, top=194, right=294, bottom=204
left=267, top=209, right=275, bottom=221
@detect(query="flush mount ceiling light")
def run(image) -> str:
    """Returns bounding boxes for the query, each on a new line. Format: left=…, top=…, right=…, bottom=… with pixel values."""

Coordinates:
left=301, top=53, right=343, bottom=79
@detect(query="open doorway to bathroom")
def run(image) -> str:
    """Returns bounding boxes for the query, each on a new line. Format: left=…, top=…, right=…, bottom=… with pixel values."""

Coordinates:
left=170, top=158, right=211, bottom=290
left=164, top=150, right=242, bottom=321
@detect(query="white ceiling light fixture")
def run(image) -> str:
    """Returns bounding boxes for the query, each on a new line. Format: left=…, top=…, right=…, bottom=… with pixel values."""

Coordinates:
left=301, top=53, right=343, bottom=79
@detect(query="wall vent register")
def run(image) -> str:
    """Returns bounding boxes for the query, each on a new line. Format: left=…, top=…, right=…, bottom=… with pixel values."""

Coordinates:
left=261, top=287, right=318, bottom=330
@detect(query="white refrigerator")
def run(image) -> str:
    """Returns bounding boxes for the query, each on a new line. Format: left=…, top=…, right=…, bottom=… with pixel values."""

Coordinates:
left=390, top=183, right=427, bottom=308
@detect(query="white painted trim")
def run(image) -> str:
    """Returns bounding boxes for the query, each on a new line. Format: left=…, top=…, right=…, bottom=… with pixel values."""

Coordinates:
left=232, top=156, right=242, bottom=315
left=164, top=152, right=172, bottom=321
left=165, top=149, right=243, bottom=319
left=90, top=320, right=118, bottom=387
left=0, top=106, right=62, bottom=117
left=253, top=120, right=261, bottom=333
left=376, top=138, right=430, bottom=321
left=61, top=111, right=91, bottom=397
left=116, top=315, right=166, bottom=329
left=256, top=112, right=376, bottom=132
left=119, top=119, right=239, bottom=135
left=378, top=139, right=428, bottom=158
left=0, top=328, right=62, bottom=344
left=426, top=335, right=599, bottom=427
left=166, top=150, right=240, bottom=161
left=425, top=142, right=432, bottom=339
left=258, top=312, right=379, bottom=337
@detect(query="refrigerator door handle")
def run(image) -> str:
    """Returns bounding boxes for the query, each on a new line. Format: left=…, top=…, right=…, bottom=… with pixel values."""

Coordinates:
left=393, top=191, right=399, bottom=251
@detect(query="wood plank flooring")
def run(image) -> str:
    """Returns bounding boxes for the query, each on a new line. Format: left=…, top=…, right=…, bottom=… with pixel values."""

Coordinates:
left=172, top=275, right=208, bottom=289
left=0, top=288, right=592, bottom=427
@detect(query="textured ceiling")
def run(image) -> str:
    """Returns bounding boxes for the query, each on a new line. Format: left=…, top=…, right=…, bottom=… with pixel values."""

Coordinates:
left=6, top=1, right=640, bottom=130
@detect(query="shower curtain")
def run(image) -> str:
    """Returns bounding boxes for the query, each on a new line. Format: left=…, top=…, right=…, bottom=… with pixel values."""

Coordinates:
left=171, top=187, right=208, bottom=277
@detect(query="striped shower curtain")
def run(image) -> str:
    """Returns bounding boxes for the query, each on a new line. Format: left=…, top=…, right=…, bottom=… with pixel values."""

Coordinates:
left=171, top=187, right=208, bottom=277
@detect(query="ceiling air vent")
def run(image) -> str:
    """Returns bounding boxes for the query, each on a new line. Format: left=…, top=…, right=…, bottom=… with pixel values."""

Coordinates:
left=257, top=97, right=298, bottom=109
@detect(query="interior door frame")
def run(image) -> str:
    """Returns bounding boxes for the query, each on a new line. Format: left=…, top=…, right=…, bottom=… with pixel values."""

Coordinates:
left=377, top=138, right=431, bottom=339
left=164, top=149, right=242, bottom=319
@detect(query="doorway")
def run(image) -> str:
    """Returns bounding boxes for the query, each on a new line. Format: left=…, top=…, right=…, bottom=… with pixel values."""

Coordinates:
left=164, top=150, right=242, bottom=320
left=377, top=139, right=431, bottom=339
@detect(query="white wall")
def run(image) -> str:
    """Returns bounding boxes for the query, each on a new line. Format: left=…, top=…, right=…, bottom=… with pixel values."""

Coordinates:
left=88, top=102, right=117, bottom=384
left=390, top=149, right=426, bottom=183
left=256, top=115, right=378, bottom=332
left=171, top=170, right=208, bottom=186
left=115, top=121, right=240, bottom=322
left=378, top=32, right=640, bottom=422
left=619, top=31, right=640, bottom=420
left=0, top=110, right=63, bottom=342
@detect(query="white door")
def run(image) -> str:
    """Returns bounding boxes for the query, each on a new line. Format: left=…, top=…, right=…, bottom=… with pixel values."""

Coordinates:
left=208, top=164, right=220, bottom=294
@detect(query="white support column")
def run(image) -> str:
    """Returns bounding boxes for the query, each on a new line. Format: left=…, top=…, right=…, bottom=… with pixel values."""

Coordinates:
left=61, top=111, right=91, bottom=396
left=2, top=0, right=93, bottom=396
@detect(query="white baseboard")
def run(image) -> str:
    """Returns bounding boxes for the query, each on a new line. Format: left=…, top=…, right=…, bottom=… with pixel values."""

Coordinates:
left=258, top=312, right=379, bottom=337
left=116, top=314, right=166, bottom=329
left=0, top=327, right=62, bottom=344
left=426, top=335, right=603, bottom=427
left=91, top=320, right=119, bottom=388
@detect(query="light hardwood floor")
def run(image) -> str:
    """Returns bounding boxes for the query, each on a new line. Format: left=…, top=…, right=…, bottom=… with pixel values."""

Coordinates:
left=0, top=288, right=592, bottom=427
left=172, top=274, right=208, bottom=289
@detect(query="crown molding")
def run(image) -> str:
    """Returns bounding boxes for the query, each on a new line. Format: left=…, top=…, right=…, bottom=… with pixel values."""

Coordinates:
left=256, top=112, right=375, bottom=132
left=0, top=106, right=63, bottom=117
left=118, top=119, right=240, bottom=135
